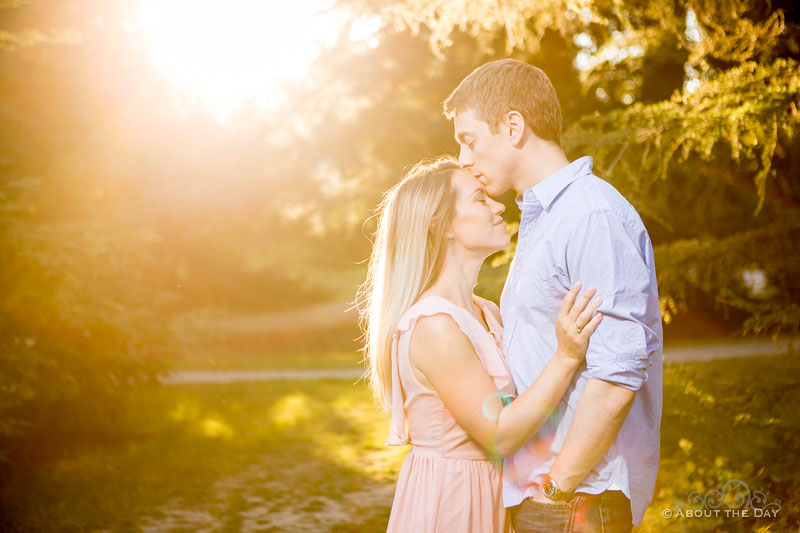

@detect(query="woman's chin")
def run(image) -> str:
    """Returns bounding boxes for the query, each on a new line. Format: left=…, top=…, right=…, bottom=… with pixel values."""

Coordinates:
left=487, top=239, right=511, bottom=256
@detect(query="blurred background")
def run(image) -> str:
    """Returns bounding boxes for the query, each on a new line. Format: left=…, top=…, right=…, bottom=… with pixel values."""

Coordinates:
left=1, top=0, right=798, bottom=531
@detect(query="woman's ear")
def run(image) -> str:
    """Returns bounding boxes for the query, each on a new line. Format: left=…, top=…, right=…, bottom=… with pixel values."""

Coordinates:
left=444, top=223, right=454, bottom=239
left=506, top=111, right=526, bottom=146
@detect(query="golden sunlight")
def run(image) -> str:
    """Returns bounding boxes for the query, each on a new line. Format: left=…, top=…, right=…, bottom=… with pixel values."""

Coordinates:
left=134, top=0, right=340, bottom=116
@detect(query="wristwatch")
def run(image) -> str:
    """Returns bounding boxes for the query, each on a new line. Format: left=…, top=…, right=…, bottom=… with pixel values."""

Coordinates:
left=542, top=475, right=574, bottom=502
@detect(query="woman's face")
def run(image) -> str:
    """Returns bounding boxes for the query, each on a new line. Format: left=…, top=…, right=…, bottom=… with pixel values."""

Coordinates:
left=449, top=169, right=510, bottom=255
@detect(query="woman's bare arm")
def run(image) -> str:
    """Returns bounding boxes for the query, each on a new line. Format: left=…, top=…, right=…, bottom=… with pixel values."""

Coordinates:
left=410, top=284, right=602, bottom=458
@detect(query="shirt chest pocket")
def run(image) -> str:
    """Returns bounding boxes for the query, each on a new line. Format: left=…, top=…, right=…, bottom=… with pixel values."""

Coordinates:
left=525, top=262, right=566, bottom=319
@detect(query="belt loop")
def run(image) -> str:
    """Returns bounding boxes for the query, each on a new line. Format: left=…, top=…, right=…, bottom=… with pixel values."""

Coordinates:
left=570, top=493, right=582, bottom=510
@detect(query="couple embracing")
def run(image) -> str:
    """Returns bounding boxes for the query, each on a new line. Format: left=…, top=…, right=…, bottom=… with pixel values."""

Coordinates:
left=360, top=59, right=663, bottom=532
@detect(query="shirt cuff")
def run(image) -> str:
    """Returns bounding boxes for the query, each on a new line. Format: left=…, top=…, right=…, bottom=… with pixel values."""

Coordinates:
left=586, top=356, right=649, bottom=391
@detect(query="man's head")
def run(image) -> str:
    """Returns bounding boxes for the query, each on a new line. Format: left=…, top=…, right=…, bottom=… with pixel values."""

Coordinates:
left=444, top=59, right=563, bottom=196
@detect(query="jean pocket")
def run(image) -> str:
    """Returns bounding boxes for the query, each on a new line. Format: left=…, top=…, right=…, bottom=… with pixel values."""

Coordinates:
left=599, top=496, right=633, bottom=533
left=514, top=498, right=572, bottom=532
left=528, top=498, right=571, bottom=510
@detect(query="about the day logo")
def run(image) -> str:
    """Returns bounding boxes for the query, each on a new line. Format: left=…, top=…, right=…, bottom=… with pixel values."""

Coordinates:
left=662, top=479, right=781, bottom=520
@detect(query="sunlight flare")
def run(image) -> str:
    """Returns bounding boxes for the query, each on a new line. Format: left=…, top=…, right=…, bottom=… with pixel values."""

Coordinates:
left=135, top=0, right=340, bottom=115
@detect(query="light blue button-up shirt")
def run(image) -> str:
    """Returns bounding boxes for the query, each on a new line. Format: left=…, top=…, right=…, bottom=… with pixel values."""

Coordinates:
left=500, top=156, right=662, bottom=526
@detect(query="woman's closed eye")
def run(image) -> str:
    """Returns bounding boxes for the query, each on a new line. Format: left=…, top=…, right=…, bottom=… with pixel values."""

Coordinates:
left=471, top=188, right=489, bottom=204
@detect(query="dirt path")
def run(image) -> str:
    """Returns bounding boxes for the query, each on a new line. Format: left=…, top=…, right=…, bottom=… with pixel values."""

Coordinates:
left=661, top=339, right=797, bottom=362
left=138, top=462, right=395, bottom=532
left=163, top=339, right=798, bottom=385
left=161, top=368, right=363, bottom=385
left=206, top=301, right=357, bottom=334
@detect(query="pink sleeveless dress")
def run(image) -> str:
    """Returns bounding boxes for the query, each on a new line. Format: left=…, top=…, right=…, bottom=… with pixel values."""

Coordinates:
left=386, top=295, right=517, bottom=533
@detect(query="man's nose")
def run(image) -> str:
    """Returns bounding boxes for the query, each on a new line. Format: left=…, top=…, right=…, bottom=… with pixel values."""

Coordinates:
left=458, top=148, right=473, bottom=168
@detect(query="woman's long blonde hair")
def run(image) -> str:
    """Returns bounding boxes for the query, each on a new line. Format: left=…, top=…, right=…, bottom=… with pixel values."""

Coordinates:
left=357, top=157, right=460, bottom=409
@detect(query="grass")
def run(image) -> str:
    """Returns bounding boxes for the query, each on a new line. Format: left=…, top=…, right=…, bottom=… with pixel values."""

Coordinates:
left=1, top=352, right=798, bottom=532
left=0, top=379, right=402, bottom=532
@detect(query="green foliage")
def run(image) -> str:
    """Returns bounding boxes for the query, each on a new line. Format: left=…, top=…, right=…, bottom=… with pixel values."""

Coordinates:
left=338, top=0, right=800, bottom=335
left=354, top=0, right=581, bottom=55
left=654, top=221, right=800, bottom=333
left=565, top=59, right=799, bottom=213
left=0, top=28, right=81, bottom=51
left=0, top=1, right=174, bottom=463
left=647, top=353, right=800, bottom=532
left=686, top=0, right=788, bottom=65
left=0, top=175, right=173, bottom=463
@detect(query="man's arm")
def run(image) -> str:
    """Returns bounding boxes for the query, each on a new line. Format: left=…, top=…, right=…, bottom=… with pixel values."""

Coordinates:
left=542, top=379, right=634, bottom=497
left=536, top=208, right=655, bottom=500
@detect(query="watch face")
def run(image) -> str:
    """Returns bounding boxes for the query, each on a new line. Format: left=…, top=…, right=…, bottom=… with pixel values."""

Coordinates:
left=543, top=478, right=556, bottom=498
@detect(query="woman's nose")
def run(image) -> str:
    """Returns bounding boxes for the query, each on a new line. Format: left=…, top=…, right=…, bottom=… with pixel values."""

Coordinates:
left=490, top=199, right=505, bottom=215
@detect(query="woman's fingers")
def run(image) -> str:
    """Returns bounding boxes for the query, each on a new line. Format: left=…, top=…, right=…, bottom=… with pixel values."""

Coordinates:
left=568, top=286, right=596, bottom=321
left=576, top=297, right=603, bottom=331
left=558, top=282, right=582, bottom=317
left=580, top=311, right=603, bottom=337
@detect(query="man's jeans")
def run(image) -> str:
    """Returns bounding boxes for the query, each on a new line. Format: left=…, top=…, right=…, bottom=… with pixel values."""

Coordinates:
left=510, top=491, right=632, bottom=533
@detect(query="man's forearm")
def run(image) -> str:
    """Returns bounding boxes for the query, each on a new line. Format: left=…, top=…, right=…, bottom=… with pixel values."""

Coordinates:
left=549, top=378, right=636, bottom=493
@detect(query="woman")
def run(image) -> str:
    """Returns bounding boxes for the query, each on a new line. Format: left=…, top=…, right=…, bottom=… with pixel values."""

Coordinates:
left=358, top=157, right=603, bottom=532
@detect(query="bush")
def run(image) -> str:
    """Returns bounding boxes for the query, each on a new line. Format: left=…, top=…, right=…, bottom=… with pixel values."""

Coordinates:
left=0, top=177, right=174, bottom=466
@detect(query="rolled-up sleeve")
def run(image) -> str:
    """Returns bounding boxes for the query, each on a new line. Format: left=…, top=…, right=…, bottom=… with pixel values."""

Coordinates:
left=566, top=210, right=653, bottom=391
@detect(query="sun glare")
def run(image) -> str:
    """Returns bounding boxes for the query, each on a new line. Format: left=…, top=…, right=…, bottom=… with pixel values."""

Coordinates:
left=135, top=0, right=341, bottom=116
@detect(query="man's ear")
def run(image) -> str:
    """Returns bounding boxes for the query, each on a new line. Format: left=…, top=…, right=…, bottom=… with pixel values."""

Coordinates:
left=506, top=111, right=526, bottom=146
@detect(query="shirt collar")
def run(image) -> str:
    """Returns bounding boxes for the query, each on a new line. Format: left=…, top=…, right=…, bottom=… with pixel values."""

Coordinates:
left=516, top=156, right=593, bottom=212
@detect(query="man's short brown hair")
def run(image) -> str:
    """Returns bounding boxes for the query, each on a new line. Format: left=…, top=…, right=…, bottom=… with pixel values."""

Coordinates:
left=443, top=59, right=562, bottom=146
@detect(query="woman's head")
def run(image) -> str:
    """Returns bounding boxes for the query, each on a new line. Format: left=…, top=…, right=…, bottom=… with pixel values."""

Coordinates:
left=359, top=156, right=509, bottom=408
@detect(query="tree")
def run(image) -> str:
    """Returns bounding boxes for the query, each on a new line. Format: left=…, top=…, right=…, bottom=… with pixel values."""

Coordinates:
left=0, top=0, right=173, bottom=464
left=329, top=0, right=800, bottom=336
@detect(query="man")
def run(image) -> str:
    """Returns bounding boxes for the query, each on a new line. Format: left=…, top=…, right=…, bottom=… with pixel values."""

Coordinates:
left=444, top=59, right=662, bottom=532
